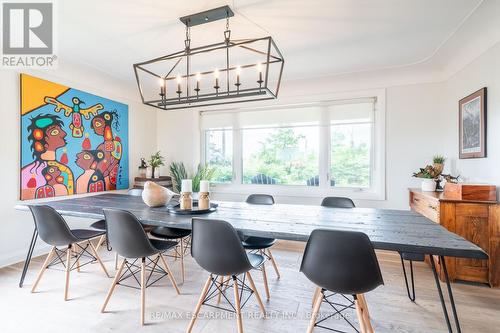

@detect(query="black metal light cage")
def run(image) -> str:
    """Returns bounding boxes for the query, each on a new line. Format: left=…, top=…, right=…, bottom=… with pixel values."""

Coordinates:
left=133, top=6, right=284, bottom=111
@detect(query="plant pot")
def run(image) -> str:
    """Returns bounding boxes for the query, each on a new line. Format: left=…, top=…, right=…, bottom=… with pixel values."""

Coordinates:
left=433, top=163, right=444, bottom=175
left=421, top=178, right=436, bottom=192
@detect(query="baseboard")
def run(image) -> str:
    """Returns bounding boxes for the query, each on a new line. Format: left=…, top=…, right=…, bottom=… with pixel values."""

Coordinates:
left=0, top=244, right=51, bottom=269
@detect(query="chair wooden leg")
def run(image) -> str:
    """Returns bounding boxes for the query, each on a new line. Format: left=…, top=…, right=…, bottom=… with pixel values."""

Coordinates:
left=88, top=241, right=110, bottom=278
left=246, top=272, right=266, bottom=315
left=216, top=275, right=225, bottom=305
left=267, top=249, right=281, bottom=279
left=95, top=235, right=106, bottom=252
left=64, top=245, right=72, bottom=301
left=307, top=287, right=322, bottom=333
left=180, top=238, right=185, bottom=284
left=311, top=287, right=321, bottom=308
left=140, top=258, right=146, bottom=326
left=31, top=247, right=55, bottom=293
left=355, top=295, right=368, bottom=333
left=358, top=294, right=374, bottom=333
left=187, top=275, right=212, bottom=333
left=159, top=253, right=181, bottom=295
left=233, top=276, right=244, bottom=333
left=260, top=256, right=271, bottom=300
left=101, top=259, right=126, bottom=312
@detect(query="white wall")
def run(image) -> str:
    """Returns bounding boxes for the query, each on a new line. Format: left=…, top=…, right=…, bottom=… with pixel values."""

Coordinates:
left=0, top=61, right=157, bottom=267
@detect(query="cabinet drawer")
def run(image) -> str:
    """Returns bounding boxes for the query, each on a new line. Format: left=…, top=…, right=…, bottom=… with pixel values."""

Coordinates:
left=411, top=192, right=440, bottom=222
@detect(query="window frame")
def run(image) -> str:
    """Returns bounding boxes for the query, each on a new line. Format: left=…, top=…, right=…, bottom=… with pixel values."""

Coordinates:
left=200, top=89, right=386, bottom=201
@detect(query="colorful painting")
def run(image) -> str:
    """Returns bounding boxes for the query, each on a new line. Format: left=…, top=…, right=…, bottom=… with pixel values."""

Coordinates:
left=20, top=74, right=129, bottom=200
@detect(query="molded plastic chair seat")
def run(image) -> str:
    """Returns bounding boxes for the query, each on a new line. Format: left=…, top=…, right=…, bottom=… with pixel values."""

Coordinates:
left=247, top=253, right=266, bottom=268
left=150, top=226, right=191, bottom=239
left=149, top=239, right=178, bottom=252
left=401, top=252, right=425, bottom=261
left=242, top=236, right=276, bottom=250
left=71, top=229, right=106, bottom=240
left=90, top=219, right=106, bottom=231
left=321, top=196, right=355, bottom=208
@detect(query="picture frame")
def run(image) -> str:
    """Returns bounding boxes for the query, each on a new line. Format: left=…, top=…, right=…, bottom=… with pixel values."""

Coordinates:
left=459, top=87, right=487, bottom=159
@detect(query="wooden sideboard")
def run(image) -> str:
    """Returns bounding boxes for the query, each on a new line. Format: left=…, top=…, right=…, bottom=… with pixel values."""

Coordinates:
left=409, top=188, right=500, bottom=287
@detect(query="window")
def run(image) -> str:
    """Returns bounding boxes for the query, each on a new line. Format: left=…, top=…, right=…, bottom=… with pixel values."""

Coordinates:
left=242, top=126, right=319, bottom=185
left=200, top=90, right=385, bottom=200
left=205, top=129, right=233, bottom=183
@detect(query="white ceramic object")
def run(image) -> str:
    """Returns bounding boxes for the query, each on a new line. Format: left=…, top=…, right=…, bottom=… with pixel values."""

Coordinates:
left=421, top=178, right=436, bottom=192
left=141, top=181, right=175, bottom=207
left=181, top=179, right=192, bottom=192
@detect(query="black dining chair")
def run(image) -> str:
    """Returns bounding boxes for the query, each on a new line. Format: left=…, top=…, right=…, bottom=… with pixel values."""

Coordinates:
left=28, top=205, right=110, bottom=301
left=187, top=218, right=266, bottom=333
left=301, top=229, right=384, bottom=333
left=149, top=188, right=191, bottom=284
left=321, top=196, right=355, bottom=208
left=101, top=209, right=180, bottom=325
left=240, top=194, right=280, bottom=300
left=321, top=196, right=420, bottom=302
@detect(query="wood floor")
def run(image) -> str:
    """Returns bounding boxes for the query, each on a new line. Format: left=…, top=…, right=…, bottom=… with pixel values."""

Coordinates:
left=1, top=243, right=499, bottom=333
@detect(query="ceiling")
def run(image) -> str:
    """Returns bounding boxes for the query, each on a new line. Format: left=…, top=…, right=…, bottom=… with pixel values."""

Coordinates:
left=58, top=0, right=485, bottom=83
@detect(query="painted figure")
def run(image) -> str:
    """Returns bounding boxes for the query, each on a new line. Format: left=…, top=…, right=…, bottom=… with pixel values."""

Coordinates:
left=75, top=150, right=106, bottom=193
left=91, top=111, right=122, bottom=190
left=21, top=114, right=74, bottom=199
left=45, top=96, right=103, bottom=138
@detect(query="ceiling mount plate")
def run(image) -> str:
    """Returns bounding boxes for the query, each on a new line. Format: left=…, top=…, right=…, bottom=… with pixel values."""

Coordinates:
left=179, top=5, right=234, bottom=27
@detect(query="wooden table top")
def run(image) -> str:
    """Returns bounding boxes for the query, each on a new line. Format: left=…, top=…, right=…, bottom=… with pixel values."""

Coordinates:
left=16, top=193, right=487, bottom=260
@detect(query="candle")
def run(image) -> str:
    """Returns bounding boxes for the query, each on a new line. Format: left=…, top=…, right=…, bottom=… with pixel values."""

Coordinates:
left=196, top=72, right=201, bottom=90
left=200, top=180, right=209, bottom=192
left=236, top=66, right=241, bottom=85
left=176, top=74, right=182, bottom=93
left=214, top=68, right=219, bottom=88
left=181, top=179, right=192, bottom=193
left=159, top=78, right=166, bottom=95
left=257, top=63, right=263, bottom=83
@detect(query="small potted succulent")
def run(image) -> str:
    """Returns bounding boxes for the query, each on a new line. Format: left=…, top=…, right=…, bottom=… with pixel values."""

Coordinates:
left=412, top=156, right=446, bottom=191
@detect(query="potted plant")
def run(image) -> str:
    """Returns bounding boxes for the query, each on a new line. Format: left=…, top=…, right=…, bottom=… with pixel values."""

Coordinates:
left=148, top=151, right=165, bottom=178
left=433, top=155, right=445, bottom=175
left=169, top=162, right=215, bottom=194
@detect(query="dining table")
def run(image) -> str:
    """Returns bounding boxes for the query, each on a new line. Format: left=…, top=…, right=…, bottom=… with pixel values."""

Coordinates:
left=16, top=193, right=487, bottom=333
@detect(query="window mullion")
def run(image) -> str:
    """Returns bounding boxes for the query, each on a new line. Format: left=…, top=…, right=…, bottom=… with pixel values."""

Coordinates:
left=319, top=106, right=330, bottom=189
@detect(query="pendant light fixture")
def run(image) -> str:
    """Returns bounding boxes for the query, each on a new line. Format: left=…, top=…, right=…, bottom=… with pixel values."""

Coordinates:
left=133, top=6, right=284, bottom=110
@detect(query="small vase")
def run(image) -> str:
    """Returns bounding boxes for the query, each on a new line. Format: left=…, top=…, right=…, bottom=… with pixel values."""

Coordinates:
left=421, top=179, right=436, bottom=192
left=198, top=192, right=210, bottom=210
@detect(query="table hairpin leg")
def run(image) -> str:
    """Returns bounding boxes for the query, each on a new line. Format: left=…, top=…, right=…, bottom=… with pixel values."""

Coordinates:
left=429, top=255, right=461, bottom=333
left=19, top=228, right=38, bottom=288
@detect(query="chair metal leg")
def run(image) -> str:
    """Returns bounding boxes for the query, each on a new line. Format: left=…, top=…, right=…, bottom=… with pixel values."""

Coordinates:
left=64, top=245, right=72, bottom=301
left=400, top=254, right=416, bottom=302
left=101, top=259, right=126, bottom=312
left=267, top=249, right=281, bottom=279
left=307, top=287, right=323, bottom=333
left=31, top=246, right=55, bottom=293
left=430, top=255, right=462, bottom=333
left=246, top=272, right=266, bottom=315
left=20, top=228, right=38, bottom=288
left=233, top=275, right=244, bottom=333
left=159, top=253, right=181, bottom=295
left=140, top=257, right=146, bottom=325
left=187, top=275, right=213, bottom=333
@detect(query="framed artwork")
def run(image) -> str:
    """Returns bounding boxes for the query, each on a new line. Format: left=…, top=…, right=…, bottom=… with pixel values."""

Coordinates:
left=20, top=74, right=129, bottom=200
left=459, top=87, right=487, bottom=159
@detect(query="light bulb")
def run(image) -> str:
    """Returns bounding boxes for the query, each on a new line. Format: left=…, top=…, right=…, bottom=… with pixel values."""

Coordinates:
left=214, top=68, right=219, bottom=79
left=159, top=78, right=164, bottom=86
left=176, top=74, right=182, bottom=84
left=236, top=66, right=241, bottom=75
left=257, top=62, right=262, bottom=73
left=196, top=72, right=201, bottom=82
